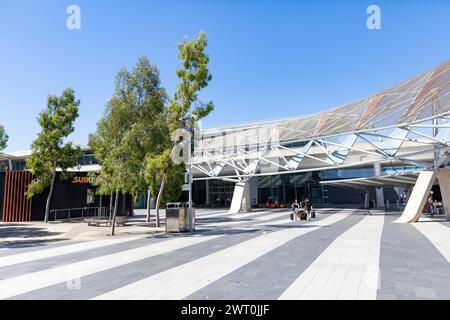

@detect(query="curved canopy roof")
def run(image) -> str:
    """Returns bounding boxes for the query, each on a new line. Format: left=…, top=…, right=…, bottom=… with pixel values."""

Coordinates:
left=200, top=60, right=450, bottom=148
left=193, top=60, right=450, bottom=181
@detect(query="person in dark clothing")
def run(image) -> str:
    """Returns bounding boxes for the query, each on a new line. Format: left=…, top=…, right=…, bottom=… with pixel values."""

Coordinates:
left=304, top=198, right=312, bottom=221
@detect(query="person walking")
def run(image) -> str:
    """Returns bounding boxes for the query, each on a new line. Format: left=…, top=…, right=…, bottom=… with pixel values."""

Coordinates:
left=291, top=199, right=300, bottom=221
left=427, top=194, right=434, bottom=217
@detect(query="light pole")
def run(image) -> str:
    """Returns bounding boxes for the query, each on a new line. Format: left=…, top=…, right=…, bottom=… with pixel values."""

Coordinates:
left=188, top=145, right=193, bottom=233
left=180, top=115, right=196, bottom=233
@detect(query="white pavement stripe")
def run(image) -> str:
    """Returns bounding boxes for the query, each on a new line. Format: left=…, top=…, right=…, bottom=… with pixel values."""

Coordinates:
left=254, top=216, right=293, bottom=227
left=200, top=211, right=289, bottom=228
left=198, top=210, right=268, bottom=220
left=413, top=222, right=450, bottom=263
left=0, top=235, right=221, bottom=299
left=0, top=237, right=142, bottom=268
left=195, top=210, right=230, bottom=218
left=93, top=210, right=353, bottom=300
left=278, top=214, right=385, bottom=300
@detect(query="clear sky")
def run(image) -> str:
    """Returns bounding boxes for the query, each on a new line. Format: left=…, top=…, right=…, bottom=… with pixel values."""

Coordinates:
left=1, top=0, right=449, bottom=152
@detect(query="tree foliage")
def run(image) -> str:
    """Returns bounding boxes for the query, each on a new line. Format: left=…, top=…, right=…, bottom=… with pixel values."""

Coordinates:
left=26, top=88, right=81, bottom=223
left=145, top=149, right=185, bottom=207
left=169, top=32, right=214, bottom=131
left=145, top=32, right=214, bottom=225
left=89, top=57, right=166, bottom=234
left=0, top=125, right=8, bottom=151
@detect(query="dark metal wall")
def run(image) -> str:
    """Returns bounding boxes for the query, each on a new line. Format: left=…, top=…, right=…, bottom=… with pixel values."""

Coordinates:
left=0, top=171, right=132, bottom=222
left=31, top=172, right=133, bottom=221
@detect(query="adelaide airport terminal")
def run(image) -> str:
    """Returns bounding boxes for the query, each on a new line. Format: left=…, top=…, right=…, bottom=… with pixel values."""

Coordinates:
left=1, top=60, right=450, bottom=223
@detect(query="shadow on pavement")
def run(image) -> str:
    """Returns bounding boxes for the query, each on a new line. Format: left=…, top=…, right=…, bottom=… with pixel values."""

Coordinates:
left=0, top=227, right=63, bottom=239
left=0, top=238, right=69, bottom=249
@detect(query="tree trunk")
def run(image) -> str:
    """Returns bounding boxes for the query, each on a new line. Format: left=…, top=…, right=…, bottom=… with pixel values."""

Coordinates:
left=109, top=191, right=113, bottom=221
left=155, top=177, right=166, bottom=228
left=44, top=172, right=57, bottom=223
left=146, top=188, right=151, bottom=223
left=110, top=188, right=120, bottom=236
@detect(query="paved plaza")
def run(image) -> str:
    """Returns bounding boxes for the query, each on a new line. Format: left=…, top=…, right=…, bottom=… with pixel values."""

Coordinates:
left=0, top=208, right=450, bottom=300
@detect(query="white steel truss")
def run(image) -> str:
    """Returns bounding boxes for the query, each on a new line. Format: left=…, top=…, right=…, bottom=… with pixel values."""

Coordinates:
left=192, top=60, right=450, bottom=181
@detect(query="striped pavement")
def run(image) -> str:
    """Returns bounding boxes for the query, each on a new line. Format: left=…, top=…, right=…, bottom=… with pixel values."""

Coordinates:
left=1, top=208, right=450, bottom=300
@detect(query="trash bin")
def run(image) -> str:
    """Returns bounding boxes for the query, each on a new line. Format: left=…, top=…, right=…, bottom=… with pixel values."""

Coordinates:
left=165, top=202, right=196, bottom=233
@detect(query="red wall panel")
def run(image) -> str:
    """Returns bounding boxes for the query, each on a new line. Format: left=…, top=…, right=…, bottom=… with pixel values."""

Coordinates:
left=2, top=171, right=33, bottom=222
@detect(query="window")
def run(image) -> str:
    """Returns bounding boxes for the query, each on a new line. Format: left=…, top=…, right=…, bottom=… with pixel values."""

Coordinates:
left=86, top=189, right=95, bottom=205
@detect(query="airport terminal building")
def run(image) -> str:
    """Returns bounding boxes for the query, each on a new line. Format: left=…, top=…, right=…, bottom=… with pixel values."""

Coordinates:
left=1, top=60, right=449, bottom=222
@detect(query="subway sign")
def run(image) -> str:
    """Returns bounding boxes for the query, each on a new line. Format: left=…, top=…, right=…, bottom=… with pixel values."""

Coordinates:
left=72, top=176, right=95, bottom=184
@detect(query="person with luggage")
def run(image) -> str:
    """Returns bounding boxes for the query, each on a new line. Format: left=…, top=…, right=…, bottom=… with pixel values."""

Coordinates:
left=304, top=198, right=313, bottom=221
left=297, top=200, right=307, bottom=220
left=291, top=199, right=300, bottom=221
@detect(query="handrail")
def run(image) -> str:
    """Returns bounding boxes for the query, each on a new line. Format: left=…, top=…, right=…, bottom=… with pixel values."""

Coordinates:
left=50, top=207, right=108, bottom=221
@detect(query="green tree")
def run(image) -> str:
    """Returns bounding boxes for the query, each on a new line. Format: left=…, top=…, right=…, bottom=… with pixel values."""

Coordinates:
left=0, top=125, right=8, bottom=151
left=89, top=57, right=166, bottom=235
left=145, top=149, right=185, bottom=227
left=147, top=32, right=214, bottom=226
left=26, top=88, right=81, bottom=223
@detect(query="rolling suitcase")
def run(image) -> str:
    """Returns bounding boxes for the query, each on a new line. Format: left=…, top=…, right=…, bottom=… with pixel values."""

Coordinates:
left=290, top=213, right=294, bottom=221
left=310, top=211, right=316, bottom=219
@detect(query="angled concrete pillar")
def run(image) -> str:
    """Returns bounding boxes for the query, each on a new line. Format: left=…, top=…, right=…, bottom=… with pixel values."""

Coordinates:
left=374, top=163, right=385, bottom=208
left=364, top=191, right=370, bottom=209
left=240, top=182, right=251, bottom=213
left=229, top=182, right=252, bottom=214
left=436, top=169, right=450, bottom=221
left=394, top=170, right=437, bottom=223
left=375, top=188, right=385, bottom=208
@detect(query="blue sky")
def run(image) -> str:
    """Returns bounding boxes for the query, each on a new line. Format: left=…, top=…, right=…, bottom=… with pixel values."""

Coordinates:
left=1, top=0, right=449, bottom=152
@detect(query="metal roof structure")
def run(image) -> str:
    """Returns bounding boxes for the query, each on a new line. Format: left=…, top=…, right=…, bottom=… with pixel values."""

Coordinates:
left=193, top=60, right=450, bottom=182
left=320, top=171, right=422, bottom=190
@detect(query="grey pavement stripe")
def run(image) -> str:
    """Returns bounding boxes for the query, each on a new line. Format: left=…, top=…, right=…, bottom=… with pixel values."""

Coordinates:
left=0, top=236, right=168, bottom=280
left=0, top=233, right=222, bottom=299
left=197, top=210, right=273, bottom=221
left=377, top=214, right=450, bottom=300
left=279, top=213, right=385, bottom=300
left=93, top=210, right=354, bottom=300
left=187, top=210, right=363, bottom=299
left=0, top=239, right=84, bottom=257
left=11, top=213, right=329, bottom=299
left=198, top=211, right=289, bottom=228
left=0, top=212, right=298, bottom=297
left=11, top=228, right=265, bottom=300
left=197, top=211, right=293, bottom=230
left=439, top=221, right=450, bottom=228
left=412, top=220, right=450, bottom=266
left=0, top=236, right=143, bottom=268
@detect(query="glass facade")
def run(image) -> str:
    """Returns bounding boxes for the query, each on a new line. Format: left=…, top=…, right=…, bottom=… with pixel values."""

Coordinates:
left=381, top=165, right=423, bottom=175
left=77, top=153, right=99, bottom=166
left=209, top=180, right=234, bottom=207
left=257, top=172, right=324, bottom=206
left=0, top=160, right=26, bottom=171
left=323, top=167, right=374, bottom=180
left=0, top=152, right=99, bottom=172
